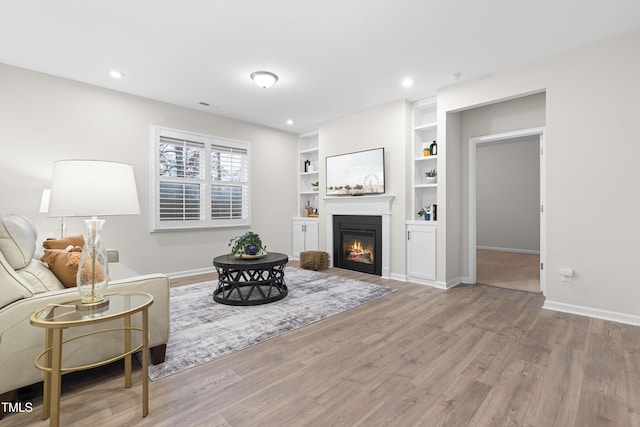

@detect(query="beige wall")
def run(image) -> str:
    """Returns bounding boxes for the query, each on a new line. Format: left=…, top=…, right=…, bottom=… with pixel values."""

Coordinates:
left=0, top=64, right=298, bottom=275
left=476, top=136, right=540, bottom=252
left=438, top=30, right=640, bottom=317
left=318, top=100, right=411, bottom=277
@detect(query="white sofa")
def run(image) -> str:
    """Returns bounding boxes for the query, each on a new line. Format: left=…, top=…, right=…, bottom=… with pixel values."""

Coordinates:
left=0, top=214, right=170, bottom=399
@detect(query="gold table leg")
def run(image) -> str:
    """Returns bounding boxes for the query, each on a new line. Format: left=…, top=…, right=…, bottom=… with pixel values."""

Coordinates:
left=42, top=328, right=52, bottom=420
left=142, top=307, right=149, bottom=417
left=124, top=315, right=132, bottom=388
left=50, top=328, right=63, bottom=427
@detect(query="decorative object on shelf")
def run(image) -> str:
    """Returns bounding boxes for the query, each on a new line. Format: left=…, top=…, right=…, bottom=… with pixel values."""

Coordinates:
left=250, top=70, right=278, bottom=89
left=311, top=181, right=319, bottom=191
left=308, top=208, right=318, bottom=218
left=418, top=206, right=431, bottom=221
left=423, top=147, right=430, bottom=157
left=303, top=200, right=313, bottom=217
left=425, top=168, right=438, bottom=183
left=228, top=231, right=267, bottom=258
left=304, top=159, right=311, bottom=172
left=429, top=140, right=438, bottom=156
left=48, top=160, right=141, bottom=311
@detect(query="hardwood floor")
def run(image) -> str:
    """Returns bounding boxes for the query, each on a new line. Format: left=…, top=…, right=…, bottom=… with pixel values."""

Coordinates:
left=476, top=249, right=540, bottom=294
left=5, top=263, right=640, bottom=426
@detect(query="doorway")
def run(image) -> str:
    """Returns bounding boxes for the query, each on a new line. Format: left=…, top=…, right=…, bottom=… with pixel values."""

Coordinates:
left=468, top=127, right=545, bottom=294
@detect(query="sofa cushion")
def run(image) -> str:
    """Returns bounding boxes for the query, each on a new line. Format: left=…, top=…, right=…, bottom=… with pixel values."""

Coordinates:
left=0, top=252, right=34, bottom=308
left=0, top=214, right=37, bottom=270
left=17, top=258, right=65, bottom=292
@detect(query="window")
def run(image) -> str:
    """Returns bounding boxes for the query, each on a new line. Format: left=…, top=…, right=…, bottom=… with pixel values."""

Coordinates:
left=151, top=126, right=250, bottom=230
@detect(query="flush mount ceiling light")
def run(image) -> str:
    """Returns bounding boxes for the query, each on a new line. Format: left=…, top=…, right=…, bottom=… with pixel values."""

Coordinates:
left=109, top=70, right=124, bottom=79
left=250, top=71, right=278, bottom=89
left=402, top=77, right=414, bottom=88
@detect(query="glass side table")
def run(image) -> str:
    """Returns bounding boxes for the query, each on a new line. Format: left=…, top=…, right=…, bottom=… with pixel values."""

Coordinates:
left=29, top=291, right=153, bottom=427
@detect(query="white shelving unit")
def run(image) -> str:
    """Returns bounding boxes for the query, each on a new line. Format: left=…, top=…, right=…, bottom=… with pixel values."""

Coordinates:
left=293, top=130, right=319, bottom=259
left=297, top=130, right=320, bottom=217
left=411, top=97, right=438, bottom=222
left=407, top=97, right=438, bottom=285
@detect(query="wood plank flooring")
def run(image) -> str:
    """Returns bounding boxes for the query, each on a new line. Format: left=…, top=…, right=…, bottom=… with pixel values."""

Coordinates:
left=5, top=263, right=640, bottom=426
left=476, top=249, right=540, bottom=294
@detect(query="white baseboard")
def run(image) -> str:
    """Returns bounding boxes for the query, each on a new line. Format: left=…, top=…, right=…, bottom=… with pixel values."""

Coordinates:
left=389, top=272, right=406, bottom=282
left=165, top=267, right=216, bottom=279
left=477, top=246, right=540, bottom=255
left=440, top=276, right=467, bottom=289
left=543, top=300, right=640, bottom=326
left=406, top=276, right=465, bottom=290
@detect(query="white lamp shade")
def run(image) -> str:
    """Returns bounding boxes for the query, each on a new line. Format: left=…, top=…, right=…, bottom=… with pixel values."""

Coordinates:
left=48, top=160, right=141, bottom=217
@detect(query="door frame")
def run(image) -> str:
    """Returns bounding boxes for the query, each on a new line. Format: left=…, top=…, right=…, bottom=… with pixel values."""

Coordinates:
left=468, top=127, right=546, bottom=293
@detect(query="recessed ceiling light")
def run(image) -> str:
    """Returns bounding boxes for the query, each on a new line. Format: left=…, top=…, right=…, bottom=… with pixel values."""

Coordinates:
left=286, top=119, right=294, bottom=126
left=402, top=78, right=414, bottom=88
left=109, top=70, right=124, bottom=79
left=449, top=72, right=461, bottom=80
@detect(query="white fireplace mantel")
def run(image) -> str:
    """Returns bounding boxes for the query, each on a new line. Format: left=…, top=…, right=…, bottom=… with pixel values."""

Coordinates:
left=323, top=194, right=395, bottom=278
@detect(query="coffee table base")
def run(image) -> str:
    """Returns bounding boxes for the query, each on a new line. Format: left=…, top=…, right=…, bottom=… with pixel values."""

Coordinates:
left=213, top=261, right=288, bottom=306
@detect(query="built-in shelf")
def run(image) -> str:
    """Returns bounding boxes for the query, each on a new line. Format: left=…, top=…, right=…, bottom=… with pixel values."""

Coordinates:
left=408, top=97, right=439, bottom=286
left=412, top=97, right=438, bottom=221
left=298, top=129, right=320, bottom=218
left=414, top=155, right=438, bottom=162
left=414, top=122, right=437, bottom=131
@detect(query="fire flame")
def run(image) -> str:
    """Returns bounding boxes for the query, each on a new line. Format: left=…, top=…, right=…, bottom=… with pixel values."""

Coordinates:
left=345, top=240, right=374, bottom=264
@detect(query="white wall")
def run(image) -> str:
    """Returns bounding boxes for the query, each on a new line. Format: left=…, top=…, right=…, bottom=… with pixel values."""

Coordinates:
left=318, top=100, right=410, bottom=277
left=0, top=64, right=298, bottom=275
left=438, top=30, right=640, bottom=319
left=476, top=137, right=540, bottom=252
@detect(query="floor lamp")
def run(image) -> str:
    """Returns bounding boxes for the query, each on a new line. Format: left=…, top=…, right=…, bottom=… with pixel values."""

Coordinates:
left=48, top=160, right=141, bottom=311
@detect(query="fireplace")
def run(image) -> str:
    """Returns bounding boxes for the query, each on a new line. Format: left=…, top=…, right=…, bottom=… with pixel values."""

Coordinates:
left=333, top=215, right=382, bottom=275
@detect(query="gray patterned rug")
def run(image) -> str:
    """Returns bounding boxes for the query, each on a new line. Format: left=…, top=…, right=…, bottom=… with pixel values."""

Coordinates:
left=148, top=267, right=395, bottom=380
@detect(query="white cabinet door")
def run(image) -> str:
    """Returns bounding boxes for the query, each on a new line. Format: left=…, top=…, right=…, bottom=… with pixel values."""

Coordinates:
left=304, top=221, right=319, bottom=251
left=292, top=219, right=319, bottom=258
left=292, top=220, right=306, bottom=258
left=407, top=224, right=436, bottom=281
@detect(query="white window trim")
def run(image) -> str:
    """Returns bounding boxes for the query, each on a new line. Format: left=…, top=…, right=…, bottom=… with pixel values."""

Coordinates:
left=150, top=125, right=251, bottom=231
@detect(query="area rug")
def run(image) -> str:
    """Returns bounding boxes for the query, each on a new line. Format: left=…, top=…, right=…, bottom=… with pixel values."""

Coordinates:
left=148, top=267, right=395, bottom=380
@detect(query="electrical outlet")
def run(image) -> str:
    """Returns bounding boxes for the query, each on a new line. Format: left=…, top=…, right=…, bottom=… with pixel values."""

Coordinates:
left=560, top=267, right=573, bottom=282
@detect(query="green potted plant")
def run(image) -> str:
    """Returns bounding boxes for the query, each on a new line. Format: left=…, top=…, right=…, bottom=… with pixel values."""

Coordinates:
left=425, top=169, right=437, bottom=184
left=418, top=207, right=431, bottom=221
left=228, top=231, right=267, bottom=257
left=311, top=181, right=319, bottom=191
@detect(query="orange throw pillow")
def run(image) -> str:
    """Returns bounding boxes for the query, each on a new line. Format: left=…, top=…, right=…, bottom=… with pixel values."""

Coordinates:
left=43, top=235, right=84, bottom=250
left=40, top=247, right=83, bottom=288
left=41, top=247, right=108, bottom=288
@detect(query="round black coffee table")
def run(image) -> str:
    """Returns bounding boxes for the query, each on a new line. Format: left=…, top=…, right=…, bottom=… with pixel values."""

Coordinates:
left=212, top=252, right=288, bottom=306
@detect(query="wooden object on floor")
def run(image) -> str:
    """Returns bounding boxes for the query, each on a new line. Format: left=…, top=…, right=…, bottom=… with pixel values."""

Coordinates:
left=6, top=262, right=640, bottom=426
left=150, top=344, right=167, bottom=365
left=300, top=250, right=329, bottom=270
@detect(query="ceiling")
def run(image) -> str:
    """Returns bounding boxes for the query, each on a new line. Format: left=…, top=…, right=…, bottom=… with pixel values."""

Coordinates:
left=1, top=1, right=640, bottom=134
